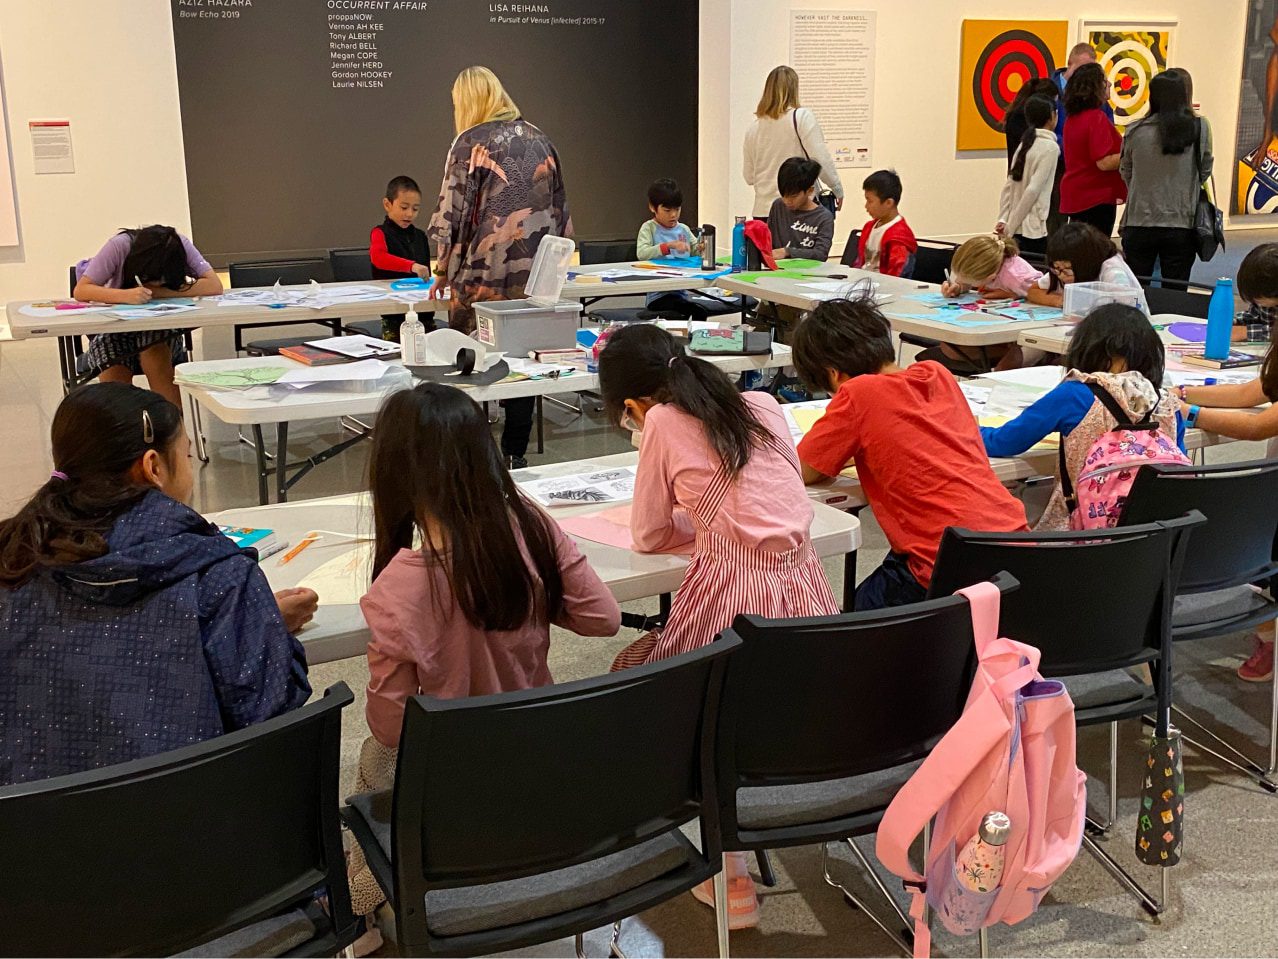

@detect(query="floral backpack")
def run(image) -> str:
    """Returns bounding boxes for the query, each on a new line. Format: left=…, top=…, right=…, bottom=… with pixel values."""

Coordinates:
left=1060, top=382, right=1190, bottom=530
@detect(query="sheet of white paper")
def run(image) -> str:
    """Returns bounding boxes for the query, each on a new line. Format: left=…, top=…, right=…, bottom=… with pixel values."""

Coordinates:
left=306, top=334, right=400, bottom=358
left=519, top=467, right=638, bottom=507
left=111, top=303, right=200, bottom=320
left=959, top=383, right=992, bottom=416
left=505, top=357, right=577, bottom=378
left=297, top=544, right=375, bottom=606
left=277, top=358, right=393, bottom=384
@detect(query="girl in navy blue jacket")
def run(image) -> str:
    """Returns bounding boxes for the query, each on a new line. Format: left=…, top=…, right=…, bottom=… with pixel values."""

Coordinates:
left=0, top=384, right=316, bottom=786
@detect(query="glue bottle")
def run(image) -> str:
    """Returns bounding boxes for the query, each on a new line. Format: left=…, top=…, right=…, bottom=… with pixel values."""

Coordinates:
left=955, top=811, right=1011, bottom=893
left=400, top=304, right=428, bottom=367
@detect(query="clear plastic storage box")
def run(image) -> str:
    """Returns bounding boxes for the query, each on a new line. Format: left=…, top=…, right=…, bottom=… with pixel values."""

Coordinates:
left=473, top=235, right=582, bottom=357
left=1062, top=281, right=1148, bottom=320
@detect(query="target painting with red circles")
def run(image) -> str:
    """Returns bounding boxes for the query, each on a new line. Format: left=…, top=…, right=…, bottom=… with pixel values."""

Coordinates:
left=1085, top=25, right=1174, bottom=132
left=958, top=20, right=1068, bottom=151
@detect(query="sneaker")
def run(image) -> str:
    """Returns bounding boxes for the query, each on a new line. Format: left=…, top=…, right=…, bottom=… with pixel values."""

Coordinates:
left=1238, top=636, right=1275, bottom=683
left=507, top=455, right=529, bottom=471
left=689, top=853, right=760, bottom=929
left=777, top=385, right=811, bottom=403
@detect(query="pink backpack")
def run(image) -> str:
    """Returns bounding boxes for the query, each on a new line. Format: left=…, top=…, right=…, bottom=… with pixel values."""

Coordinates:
left=875, top=582, right=1087, bottom=957
left=1062, top=382, right=1190, bottom=530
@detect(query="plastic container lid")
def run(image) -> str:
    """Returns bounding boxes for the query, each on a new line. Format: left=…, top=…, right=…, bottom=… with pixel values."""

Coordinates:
left=472, top=299, right=583, bottom=318
left=524, top=234, right=577, bottom=306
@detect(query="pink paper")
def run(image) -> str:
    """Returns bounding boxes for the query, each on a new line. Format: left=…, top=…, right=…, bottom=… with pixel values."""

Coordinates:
left=558, top=506, right=635, bottom=550
left=558, top=505, right=695, bottom=556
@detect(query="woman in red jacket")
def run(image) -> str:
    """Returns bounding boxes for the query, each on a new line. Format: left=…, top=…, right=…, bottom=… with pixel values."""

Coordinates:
left=1060, top=63, right=1126, bottom=236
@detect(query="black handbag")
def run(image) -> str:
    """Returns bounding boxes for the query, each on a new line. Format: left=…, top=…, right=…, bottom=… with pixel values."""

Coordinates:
left=1192, top=119, right=1224, bottom=262
left=793, top=109, right=839, bottom=216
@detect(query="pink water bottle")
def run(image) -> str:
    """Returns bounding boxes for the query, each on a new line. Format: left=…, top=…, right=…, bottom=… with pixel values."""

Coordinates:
left=956, top=811, right=1011, bottom=893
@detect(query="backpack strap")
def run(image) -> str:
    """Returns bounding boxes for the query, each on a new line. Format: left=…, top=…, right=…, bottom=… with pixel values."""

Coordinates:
left=1059, top=381, right=1157, bottom=511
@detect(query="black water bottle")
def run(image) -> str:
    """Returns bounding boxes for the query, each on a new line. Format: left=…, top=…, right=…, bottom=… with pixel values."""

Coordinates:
left=700, top=224, right=716, bottom=270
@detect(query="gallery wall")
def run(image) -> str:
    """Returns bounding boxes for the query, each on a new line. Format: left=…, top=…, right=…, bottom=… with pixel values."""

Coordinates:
left=0, top=0, right=1261, bottom=303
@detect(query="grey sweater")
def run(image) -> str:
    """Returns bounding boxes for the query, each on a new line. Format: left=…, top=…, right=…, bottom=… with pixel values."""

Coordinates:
left=1119, top=116, right=1213, bottom=230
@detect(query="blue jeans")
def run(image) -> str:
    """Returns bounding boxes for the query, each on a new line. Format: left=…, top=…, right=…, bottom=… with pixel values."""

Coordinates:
left=854, top=552, right=927, bottom=611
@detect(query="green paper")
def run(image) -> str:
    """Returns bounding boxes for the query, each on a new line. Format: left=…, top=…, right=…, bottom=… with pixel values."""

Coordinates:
left=735, top=269, right=813, bottom=283
left=180, top=367, right=290, bottom=388
left=775, top=258, right=826, bottom=270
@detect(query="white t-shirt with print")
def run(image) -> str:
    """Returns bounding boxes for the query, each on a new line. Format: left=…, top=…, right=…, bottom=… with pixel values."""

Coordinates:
left=864, top=215, right=901, bottom=272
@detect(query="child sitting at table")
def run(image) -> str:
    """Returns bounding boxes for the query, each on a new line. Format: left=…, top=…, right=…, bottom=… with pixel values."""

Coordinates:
left=637, top=178, right=701, bottom=260
left=768, top=157, right=834, bottom=262
left=852, top=169, right=917, bottom=277
left=1026, top=221, right=1147, bottom=311
left=1233, top=243, right=1278, bottom=343
left=349, top=382, right=621, bottom=922
left=73, top=225, right=223, bottom=407
left=598, top=322, right=840, bottom=929
left=369, top=174, right=432, bottom=341
left=980, top=304, right=1184, bottom=530
left=928, top=234, right=1046, bottom=373
left=791, top=293, right=1029, bottom=610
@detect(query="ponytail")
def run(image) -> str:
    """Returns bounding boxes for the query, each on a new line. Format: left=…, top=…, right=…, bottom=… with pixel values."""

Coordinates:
left=598, top=324, right=771, bottom=477
left=0, top=383, right=184, bottom=589
left=1010, top=95, right=1056, bottom=182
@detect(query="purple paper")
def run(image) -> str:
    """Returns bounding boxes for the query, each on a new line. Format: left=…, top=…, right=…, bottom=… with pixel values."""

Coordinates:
left=1168, top=322, right=1207, bottom=343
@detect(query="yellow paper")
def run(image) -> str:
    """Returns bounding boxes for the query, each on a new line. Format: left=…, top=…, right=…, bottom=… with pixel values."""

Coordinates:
left=790, top=407, right=827, bottom=435
left=297, top=544, right=374, bottom=606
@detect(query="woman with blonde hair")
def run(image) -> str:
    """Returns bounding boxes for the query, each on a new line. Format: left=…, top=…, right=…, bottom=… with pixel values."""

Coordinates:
left=428, top=65, right=571, bottom=468
left=742, top=65, right=844, bottom=217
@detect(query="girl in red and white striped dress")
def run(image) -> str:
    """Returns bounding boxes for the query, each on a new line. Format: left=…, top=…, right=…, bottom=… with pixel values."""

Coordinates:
left=598, top=324, right=840, bottom=925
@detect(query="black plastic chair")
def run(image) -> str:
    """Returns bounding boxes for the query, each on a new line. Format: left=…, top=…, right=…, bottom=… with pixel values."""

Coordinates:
left=712, top=573, right=1017, bottom=957
left=1135, top=279, right=1213, bottom=319
left=0, top=683, right=358, bottom=957
left=578, top=238, right=638, bottom=265
left=1121, top=459, right=1278, bottom=791
left=342, top=638, right=739, bottom=957
left=928, top=515, right=1203, bottom=917
left=894, top=240, right=959, bottom=363
left=328, top=247, right=383, bottom=337
left=228, top=257, right=340, bottom=355
left=838, top=229, right=862, bottom=268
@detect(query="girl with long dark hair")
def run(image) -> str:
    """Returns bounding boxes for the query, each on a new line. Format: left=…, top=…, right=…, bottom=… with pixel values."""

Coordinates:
left=0, top=383, right=313, bottom=786
left=73, top=225, right=223, bottom=406
left=1119, top=72, right=1213, bottom=287
left=998, top=94, right=1060, bottom=255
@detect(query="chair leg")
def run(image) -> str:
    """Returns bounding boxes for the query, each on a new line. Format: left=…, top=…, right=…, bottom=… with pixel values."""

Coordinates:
left=575, top=932, right=587, bottom=958
left=713, top=867, right=731, bottom=959
left=609, top=920, right=626, bottom=959
left=844, top=838, right=912, bottom=932
left=1166, top=706, right=1278, bottom=793
left=1080, top=829, right=1164, bottom=916
left=1088, top=722, right=1120, bottom=838
left=187, top=393, right=210, bottom=464
left=820, top=843, right=912, bottom=957
left=1269, top=668, right=1277, bottom=776
left=755, top=849, right=777, bottom=887
left=979, top=926, right=990, bottom=958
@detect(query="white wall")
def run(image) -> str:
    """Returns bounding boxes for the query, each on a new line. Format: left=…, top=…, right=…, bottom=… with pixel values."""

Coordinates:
left=700, top=0, right=1251, bottom=251
left=0, top=0, right=189, bottom=303
left=0, top=0, right=1255, bottom=306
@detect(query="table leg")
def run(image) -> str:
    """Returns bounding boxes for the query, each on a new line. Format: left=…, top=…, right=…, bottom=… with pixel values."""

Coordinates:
left=842, top=550, right=859, bottom=612
left=536, top=395, right=545, bottom=454
left=276, top=421, right=290, bottom=503
left=252, top=424, right=270, bottom=506
left=660, top=593, right=672, bottom=620
left=57, top=336, right=74, bottom=395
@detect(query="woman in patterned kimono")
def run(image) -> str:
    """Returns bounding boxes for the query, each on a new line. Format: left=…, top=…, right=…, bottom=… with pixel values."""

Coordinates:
left=428, top=65, right=572, bottom=468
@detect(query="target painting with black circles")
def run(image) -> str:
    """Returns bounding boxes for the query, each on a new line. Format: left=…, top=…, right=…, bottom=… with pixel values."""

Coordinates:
left=957, top=20, right=1069, bottom=151
left=1084, top=21, right=1175, bottom=134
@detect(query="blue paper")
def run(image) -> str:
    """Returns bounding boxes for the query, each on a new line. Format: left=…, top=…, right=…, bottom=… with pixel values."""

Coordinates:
left=985, top=305, right=1064, bottom=323
left=908, top=292, right=983, bottom=307
left=650, top=255, right=704, bottom=269
left=893, top=312, right=1013, bottom=328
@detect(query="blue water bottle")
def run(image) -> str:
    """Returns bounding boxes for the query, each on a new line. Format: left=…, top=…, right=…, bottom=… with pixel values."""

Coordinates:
left=1204, top=277, right=1234, bottom=361
left=731, top=215, right=747, bottom=273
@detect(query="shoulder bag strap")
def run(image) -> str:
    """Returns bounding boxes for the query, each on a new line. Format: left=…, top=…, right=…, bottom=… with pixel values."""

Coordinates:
left=1058, top=381, right=1143, bottom=510
left=793, top=108, right=810, bottom=160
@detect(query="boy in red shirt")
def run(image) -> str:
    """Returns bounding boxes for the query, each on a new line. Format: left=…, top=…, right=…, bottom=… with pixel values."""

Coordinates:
left=791, top=295, right=1029, bottom=610
left=854, top=169, right=918, bottom=277
left=369, top=175, right=431, bottom=341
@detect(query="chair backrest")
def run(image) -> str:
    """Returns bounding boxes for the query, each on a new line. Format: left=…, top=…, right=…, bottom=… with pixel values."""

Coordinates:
left=839, top=228, right=862, bottom=267
left=229, top=256, right=332, bottom=288
left=911, top=240, right=958, bottom=285
left=1139, top=281, right=1212, bottom=319
left=928, top=517, right=1201, bottom=676
left=578, top=238, right=638, bottom=265
left=716, top=575, right=1018, bottom=806
left=1121, top=459, right=1278, bottom=592
left=393, top=637, right=737, bottom=898
left=1, top=684, right=355, bottom=957
left=329, top=246, right=374, bottom=282
left=67, top=264, right=78, bottom=296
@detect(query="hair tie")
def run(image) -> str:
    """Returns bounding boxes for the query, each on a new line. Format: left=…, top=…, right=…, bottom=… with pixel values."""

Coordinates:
left=50, top=470, right=68, bottom=482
